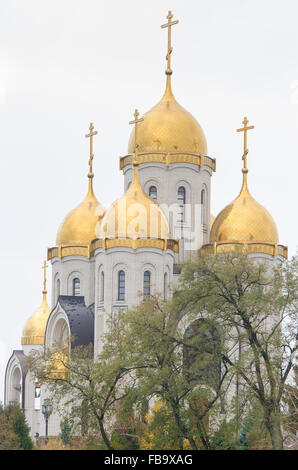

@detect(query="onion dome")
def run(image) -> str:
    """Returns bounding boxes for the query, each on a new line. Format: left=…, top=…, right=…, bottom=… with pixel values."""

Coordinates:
left=210, top=118, right=278, bottom=245
left=210, top=214, right=215, bottom=231
left=56, top=183, right=105, bottom=245
left=21, top=262, right=50, bottom=346
left=56, top=123, right=105, bottom=246
left=128, top=78, right=207, bottom=156
left=121, top=11, right=213, bottom=173
left=210, top=173, right=279, bottom=244
left=100, top=160, right=169, bottom=240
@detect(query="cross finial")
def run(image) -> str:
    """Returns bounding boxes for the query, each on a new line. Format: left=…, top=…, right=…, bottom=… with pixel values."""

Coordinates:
left=237, top=116, right=254, bottom=172
left=161, top=11, right=179, bottom=77
left=85, top=122, right=98, bottom=180
left=42, top=260, right=48, bottom=295
left=129, top=109, right=144, bottom=165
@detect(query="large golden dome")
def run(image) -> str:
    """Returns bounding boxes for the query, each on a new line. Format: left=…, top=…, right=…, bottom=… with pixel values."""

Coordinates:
left=210, top=170, right=278, bottom=244
left=128, top=79, right=207, bottom=156
left=56, top=183, right=105, bottom=245
left=21, top=295, right=50, bottom=346
left=100, top=162, right=169, bottom=240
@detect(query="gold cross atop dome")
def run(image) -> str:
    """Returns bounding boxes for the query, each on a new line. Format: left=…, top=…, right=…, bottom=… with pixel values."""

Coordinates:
left=42, top=260, right=48, bottom=295
left=129, top=109, right=144, bottom=164
left=161, top=11, right=179, bottom=76
left=237, top=116, right=254, bottom=172
left=85, top=122, right=98, bottom=179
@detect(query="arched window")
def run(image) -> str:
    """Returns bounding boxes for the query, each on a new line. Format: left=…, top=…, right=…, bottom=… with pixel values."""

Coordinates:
left=164, top=272, right=168, bottom=300
left=177, top=186, right=186, bottom=222
left=118, top=270, right=125, bottom=301
left=201, top=189, right=207, bottom=228
left=149, top=185, right=157, bottom=201
left=143, top=271, right=151, bottom=299
left=73, top=278, right=80, bottom=296
left=183, top=319, right=221, bottom=387
left=56, top=279, right=60, bottom=302
left=100, top=272, right=104, bottom=302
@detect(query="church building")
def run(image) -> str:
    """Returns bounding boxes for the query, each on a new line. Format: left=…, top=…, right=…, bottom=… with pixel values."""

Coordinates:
left=4, top=11, right=287, bottom=438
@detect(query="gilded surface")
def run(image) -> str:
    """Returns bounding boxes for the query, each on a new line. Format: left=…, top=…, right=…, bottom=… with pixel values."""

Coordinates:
left=127, top=81, right=208, bottom=157
left=210, top=117, right=280, bottom=246
left=100, top=163, right=169, bottom=241
left=210, top=178, right=279, bottom=244
left=120, top=152, right=216, bottom=171
left=56, top=180, right=105, bottom=246
left=200, top=242, right=288, bottom=259
left=56, top=123, right=105, bottom=245
left=21, top=267, right=51, bottom=346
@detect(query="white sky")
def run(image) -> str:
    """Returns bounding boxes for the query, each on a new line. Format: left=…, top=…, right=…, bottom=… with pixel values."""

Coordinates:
left=0, top=0, right=297, bottom=402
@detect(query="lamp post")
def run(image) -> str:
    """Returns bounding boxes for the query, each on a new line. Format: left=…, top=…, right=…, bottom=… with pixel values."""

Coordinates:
left=41, top=399, right=52, bottom=442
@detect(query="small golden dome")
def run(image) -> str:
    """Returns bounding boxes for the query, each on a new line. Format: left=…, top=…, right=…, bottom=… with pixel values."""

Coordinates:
left=21, top=294, right=50, bottom=346
left=128, top=79, right=207, bottom=156
left=100, top=163, right=169, bottom=240
left=56, top=123, right=105, bottom=246
left=210, top=214, right=215, bottom=231
left=47, top=350, right=69, bottom=379
left=56, top=183, right=105, bottom=245
left=210, top=172, right=278, bottom=245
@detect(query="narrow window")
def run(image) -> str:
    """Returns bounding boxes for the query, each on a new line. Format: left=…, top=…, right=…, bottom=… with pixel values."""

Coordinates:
left=118, top=270, right=125, bottom=301
left=149, top=185, right=157, bottom=201
left=73, top=278, right=80, bottom=296
left=56, top=279, right=60, bottom=302
left=201, top=189, right=207, bottom=228
left=143, top=270, right=151, bottom=299
left=100, top=272, right=104, bottom=302
left=177, top=186, right=186, bottom=222
left=164, top=272, right=168, bottom=300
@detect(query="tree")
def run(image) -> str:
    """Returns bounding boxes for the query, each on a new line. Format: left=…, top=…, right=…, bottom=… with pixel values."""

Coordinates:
left=172, top=251, right=297, bottom=450
left=107, top=297, right=229, bottom=450
left=27, top=342, right=138, bottom=450
left=0, top=403, right=33, bottom=450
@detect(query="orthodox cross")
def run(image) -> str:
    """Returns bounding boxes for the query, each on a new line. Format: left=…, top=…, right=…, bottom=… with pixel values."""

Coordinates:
left=237, top=116, right=254, bottom=169
left=161, top=11, right=179, bottom=75
left=129, top=109, right=144, bottom=163
left=42, top=260, right=48, bottom=294
left=85, top=122, right=98, bottom=179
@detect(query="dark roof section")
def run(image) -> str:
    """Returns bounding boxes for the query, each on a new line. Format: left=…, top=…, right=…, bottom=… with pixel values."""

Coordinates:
left=58, top=296, right=94, bottom=349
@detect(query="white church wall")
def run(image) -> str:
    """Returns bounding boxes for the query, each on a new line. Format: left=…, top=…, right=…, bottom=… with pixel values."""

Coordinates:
left=123, top=162, right=212, bottom=252
left=51, top=256, right=95, bottom=308
left=93, top=246, right=175, bottom=357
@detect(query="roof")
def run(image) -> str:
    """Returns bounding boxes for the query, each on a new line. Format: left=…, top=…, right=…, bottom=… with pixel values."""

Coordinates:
left=58, top=296, right=94, bottom=349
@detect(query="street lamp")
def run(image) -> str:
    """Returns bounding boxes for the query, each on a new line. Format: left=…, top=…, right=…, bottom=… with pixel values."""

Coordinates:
left=41, top=399, right=53, bottom=442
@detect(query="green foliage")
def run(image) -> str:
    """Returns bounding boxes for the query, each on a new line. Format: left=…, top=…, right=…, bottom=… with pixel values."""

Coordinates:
left=110, top=429, right=139, bottom=450
left=140, top=401, right=184, bottom=450
left=59, top=418, right=72, bottom=444
left=0, top=402, right=34, bottom=450
left=210, top=421, right=237, bottom=450
left=26, top=252, right=297, bottom=451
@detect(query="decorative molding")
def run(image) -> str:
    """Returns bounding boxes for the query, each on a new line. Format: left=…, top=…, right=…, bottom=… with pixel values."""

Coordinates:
left=119, top=152, right=216, bottom=172
left=200, top=241, right=288, bottom=259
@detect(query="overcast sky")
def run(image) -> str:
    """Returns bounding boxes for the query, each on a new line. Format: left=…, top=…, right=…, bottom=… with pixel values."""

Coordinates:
left=0, top=0, right=297, bottom=402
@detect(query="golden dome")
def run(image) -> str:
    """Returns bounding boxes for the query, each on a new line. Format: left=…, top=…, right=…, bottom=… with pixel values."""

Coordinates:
left=100, top=162, right=169, bottom=240
left=210, top=169, right=278, bottom=245
left=128, top=78, right=207, bottom=156
left=210, top=214, right=215, bottom=231
left=22, top=261, right=51, bottom=346
left=56, top=182, right=105, bottom=245
left=56, top=123, right=105, bottom=246
left=47, top=350, right=69, bottom=379
left=21, top=294, right=50, bottom=346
